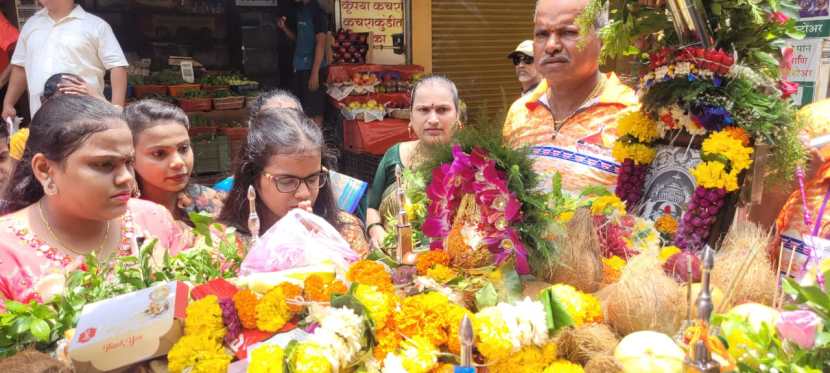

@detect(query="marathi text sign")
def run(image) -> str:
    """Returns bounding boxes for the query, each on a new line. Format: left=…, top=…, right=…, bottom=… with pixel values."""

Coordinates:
left=788, top=38, right=823, bottom=83
left=340, top=0, right=404, bottom=48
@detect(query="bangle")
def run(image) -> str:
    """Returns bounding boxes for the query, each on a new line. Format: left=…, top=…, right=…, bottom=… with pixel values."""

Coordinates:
left=366, top=222, right=384, bottom=234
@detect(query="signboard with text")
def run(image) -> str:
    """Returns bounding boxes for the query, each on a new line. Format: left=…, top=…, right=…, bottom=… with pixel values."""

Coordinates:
left=339, top=0, right=404, bottom=49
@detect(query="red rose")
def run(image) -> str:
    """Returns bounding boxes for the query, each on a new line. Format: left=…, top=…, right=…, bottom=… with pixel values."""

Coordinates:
left=770, top=11, right=790, bottom=25
left=778, top=80, right=799, bottom=98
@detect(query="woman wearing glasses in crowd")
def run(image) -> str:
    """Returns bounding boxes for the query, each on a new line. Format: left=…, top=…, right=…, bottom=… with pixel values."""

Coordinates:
left=218, top=108, right=369, bottom=255
left=365, top=75, right=462, bottom=248
left=124, top=99, right=226, bottom=229
left=0, top=95, right=184, bottom=307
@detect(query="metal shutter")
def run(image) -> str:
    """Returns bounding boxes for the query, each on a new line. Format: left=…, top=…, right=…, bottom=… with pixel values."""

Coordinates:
left=431, top=0, right=536, bottom=118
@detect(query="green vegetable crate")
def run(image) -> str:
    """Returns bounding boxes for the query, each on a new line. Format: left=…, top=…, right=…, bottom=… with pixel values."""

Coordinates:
left=192, top=134, right=231, bottom=175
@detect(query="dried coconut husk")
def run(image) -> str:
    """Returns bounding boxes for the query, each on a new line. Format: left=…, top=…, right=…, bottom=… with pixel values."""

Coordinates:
left=712, top=222, right=777, bottom=310
left=555, top=323, right=619, bottom=365
left=0, top=349, right=73, bottom=373
left=537, top=208, right=603, bottom=293
left=584, top=354, right=624, bottom=373
left=598, top=254, right=684, bottom=336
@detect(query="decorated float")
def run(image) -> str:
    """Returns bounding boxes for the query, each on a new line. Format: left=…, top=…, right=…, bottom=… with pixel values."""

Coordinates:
left=3, top=0, right=830, bottom=372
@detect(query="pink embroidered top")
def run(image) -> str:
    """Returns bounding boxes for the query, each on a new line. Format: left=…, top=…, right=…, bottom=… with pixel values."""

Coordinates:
left=0, top=198, right=185, bottom=307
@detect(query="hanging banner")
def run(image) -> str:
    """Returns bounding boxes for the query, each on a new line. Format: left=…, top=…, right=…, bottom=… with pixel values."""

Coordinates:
left=339, top=0, right=404, bottom=49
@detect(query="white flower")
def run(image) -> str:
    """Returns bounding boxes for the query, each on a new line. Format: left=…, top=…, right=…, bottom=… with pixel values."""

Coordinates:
left=514, top=297, right=550, bottom=346
left=306, top=304, right=367, bottom=370
left=413, top=277, right=464, bottom=304
left=381, top=353, right=406, bottom=373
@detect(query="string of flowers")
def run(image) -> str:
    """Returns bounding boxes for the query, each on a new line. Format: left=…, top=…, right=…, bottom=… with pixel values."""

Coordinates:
left=168, top=295, right=232, bottom=373
left=612, top=111, right=661, bottom=209
left=288, top=304, right=367, bottom=372
left=674, top=128, right=753, bottom=250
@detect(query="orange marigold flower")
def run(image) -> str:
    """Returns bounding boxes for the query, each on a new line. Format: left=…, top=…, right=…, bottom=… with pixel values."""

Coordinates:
left=277, top=283, right=304, bottom=313
left=232, top=289, right=258, bottom=330
left=723, top=126, right=750, bottom=147
left=394, top=292, right=451, bottom=347
left=303, top=274, right=348, bottom=303
left=373, top=318, right=402, bottom=360
left=655, top=213, right=679, bottom=235
left=347, top=260, right=393, bottom=293
left=415, top=250, right=451, bottom=275
left=601, top=256, right=626, bottom=284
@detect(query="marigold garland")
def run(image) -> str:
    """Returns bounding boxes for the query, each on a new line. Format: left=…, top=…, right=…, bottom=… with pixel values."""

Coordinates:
left=547, top=284, right=603, bottom=326
left=374, top=318, right=403, bottom=360
left=232, top=289, right=258, bottom=330
left=255, top=286, right=292, bottom=332
left=612, top=142, right=657, bottom=165
left=543, top=359, right=585, bottom=373
left=383, top=336, right=439, bottom=373
left=184, top=295, right=226, bottom=342
left=426, top=264, right=458, bottom=284
left=701, top=130, right=753, bottom=173
left=446, top=304, right=473, bottom=355
left=248, top=344, right=284, bottom=373
left=277, top=282, right=304, bottom=313
left=655, top=213, right=679, bottom=235
left=415, top=250, right=451, bottom=275
left=394, top=292, right=452, bottom=347
left=347, top=260, right=394, bottom=293
left=691, top=161, right=740, bottom=192
left=617, top=110, right=661, bottom=142
left=290, top=342, right=333, bottom=373
left=303, top=274, right=347, bottom=303
left=167, top=334, right=232, bottom=373
left=473, top=306, right=516, bottom=361
left=723, top=126, right=750, bottom=146
left=354, top=284, right=394, bottom=327
left=489, top=343, right=559, bottom=373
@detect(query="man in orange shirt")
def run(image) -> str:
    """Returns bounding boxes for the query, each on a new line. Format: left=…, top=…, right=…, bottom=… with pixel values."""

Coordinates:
left=503, top=0, right=638, bottom=193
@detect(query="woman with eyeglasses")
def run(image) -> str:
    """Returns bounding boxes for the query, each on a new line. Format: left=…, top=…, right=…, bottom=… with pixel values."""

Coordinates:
left=218, top=108, right=369, bottom=255
left=365, top=75, right=462, bottom=249
left=124, top=99, right=226, bottom=229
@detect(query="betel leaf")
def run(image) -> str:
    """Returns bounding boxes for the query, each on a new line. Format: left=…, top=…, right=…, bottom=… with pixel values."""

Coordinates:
left=540, top=288, right=574, bottom=334
left=28, top=318, right=50, bottom=342
left=475, top=283, right=499, bottom=311
left=189, top=212, right=215, bottom=246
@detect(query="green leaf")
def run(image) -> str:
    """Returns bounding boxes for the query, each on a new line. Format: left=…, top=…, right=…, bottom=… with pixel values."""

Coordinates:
left=579, top=185, right=611, bottom=197
left=189, top=212, right=215, bottom=246
left=29, top=318, right=50, bottom=342
left=12, top=316, right=31, bottom=335
left=495, top=261, right=523, bottom=303
left=4, top=301, right=29, bottom=314
left=814, top=332, right=830, bottom=348
left=475, top=283, right=499, bottom=310
left=799, top=285, right=830, bottom=312
left=540, top=288, right=574, bottom=334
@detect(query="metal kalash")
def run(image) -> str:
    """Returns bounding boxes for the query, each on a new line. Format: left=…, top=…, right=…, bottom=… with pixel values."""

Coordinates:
left=247, top=185, right=260, bottom=246
left=395, top=165, right=417, bottom=265
left=684, top=246, right=720, bottom=373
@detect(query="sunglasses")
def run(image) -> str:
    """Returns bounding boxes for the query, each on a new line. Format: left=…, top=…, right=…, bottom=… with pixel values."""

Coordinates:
left=511, top=54, right=534, bottom=66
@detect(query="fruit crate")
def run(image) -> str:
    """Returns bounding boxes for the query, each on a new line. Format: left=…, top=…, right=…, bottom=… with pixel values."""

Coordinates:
left=192, top=134, right=231, bottom=175
left=203, top=84, right=230, bottom=93
left=231, top=82, right=259, bottom=95
left=134, top=84, right=168, bottom=98
left=213, top=96, right=245, bottom=110
left=178, top=97, right=212, bottom=112
left=168, top=84, right=202, bottom=97
left=340, top=150, right=382, bottom=184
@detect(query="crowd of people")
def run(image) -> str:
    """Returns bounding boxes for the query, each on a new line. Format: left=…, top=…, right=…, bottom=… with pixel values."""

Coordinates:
left=0, top=0, right=827, bottom=313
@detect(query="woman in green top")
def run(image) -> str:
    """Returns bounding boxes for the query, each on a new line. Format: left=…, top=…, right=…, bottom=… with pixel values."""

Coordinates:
left=366, top=76, right=462, bottom=248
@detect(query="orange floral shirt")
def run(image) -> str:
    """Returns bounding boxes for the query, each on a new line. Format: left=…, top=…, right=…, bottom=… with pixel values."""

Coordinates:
left=503, top=73, right=639, bottom=193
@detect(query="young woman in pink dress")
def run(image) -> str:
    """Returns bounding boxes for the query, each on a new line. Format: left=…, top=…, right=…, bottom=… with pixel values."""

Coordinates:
left=0, top=95, right=185, bottom=307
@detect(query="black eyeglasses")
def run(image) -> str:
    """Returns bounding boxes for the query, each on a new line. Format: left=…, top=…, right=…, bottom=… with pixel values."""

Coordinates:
left=263, top=171, right=328, bottom=193
left=511, top=54, right=534, bottom=66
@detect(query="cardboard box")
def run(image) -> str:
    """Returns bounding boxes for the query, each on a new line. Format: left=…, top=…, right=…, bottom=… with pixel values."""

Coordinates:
left=69, top=282, right=189, bottom=372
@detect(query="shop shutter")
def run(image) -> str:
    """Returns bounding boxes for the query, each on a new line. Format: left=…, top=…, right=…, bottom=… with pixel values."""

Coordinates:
left=431, top=0, right=537, bottom=119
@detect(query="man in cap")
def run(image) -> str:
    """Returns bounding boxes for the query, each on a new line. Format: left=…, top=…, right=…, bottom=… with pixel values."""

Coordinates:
left=509, top=40, right=542, bottom=95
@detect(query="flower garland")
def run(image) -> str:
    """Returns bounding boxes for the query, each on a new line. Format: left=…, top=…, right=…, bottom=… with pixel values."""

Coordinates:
left=304, top=274, right=348, bottom=303
left=489, top=342, right=559, bottom=373
left=612, top=111, right=661, bottom=208
left=232, top=289, right=258, bottom=330
left=423, top=145, right=529, bottom=273
left=168, top=295, right=232, bottom=373
left=415, top=250, right=451, bottom=275
left=347, top=260, right=394, bottom=293
left=674, top=128, right=753, bottom=250
left=394, top=292, right=454, bottom=347
left=381, top=336, right=440, bottom=373
left=473, top=297, right=552, bottom=362
left=354, top=284, right=395, bottom=327
left=255, top=286, right=293, bottom=332
left=289, top=304, right=367, bottom=372
left=183, top=295, right=226, bottom=342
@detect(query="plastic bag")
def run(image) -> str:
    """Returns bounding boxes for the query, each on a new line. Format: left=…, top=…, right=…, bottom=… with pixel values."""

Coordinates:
left=240, top=209, right=359, bottom=276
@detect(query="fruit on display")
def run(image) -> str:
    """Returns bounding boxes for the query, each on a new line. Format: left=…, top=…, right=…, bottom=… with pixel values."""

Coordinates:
left=613, top=331, right=685, bottom=373
left=351, top=72, right=379, bottom=86
left=333, top=29, right=369, bottom=64
left=376, top=71, right=411, bottom=94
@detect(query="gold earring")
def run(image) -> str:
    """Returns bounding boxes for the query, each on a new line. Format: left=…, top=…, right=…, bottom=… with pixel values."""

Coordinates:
left=408, top=126, right=413, bottom=138
left=43, top=178, right=57, bottom=196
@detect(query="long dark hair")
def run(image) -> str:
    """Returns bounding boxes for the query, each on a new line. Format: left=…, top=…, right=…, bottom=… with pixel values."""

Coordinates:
left=124, top=99, right=194, bottom=223
left=3, top=95, right=124, bottom=212
left=218, top=108, right=340, bottom=234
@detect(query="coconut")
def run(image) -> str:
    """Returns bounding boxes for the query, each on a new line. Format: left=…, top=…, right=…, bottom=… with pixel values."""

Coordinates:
left=712, top=222, right=777, bottom=309
left=555, top=323, right=620, bottom=365
left=538, top=208, right=604, bottom=293
left=613, top=331, right=685, bottom=373
left=584, top=354, right=624, bottom=373
left=599, top=254, right=684, bottom=336
left=0, top=349, right=72, bottom=373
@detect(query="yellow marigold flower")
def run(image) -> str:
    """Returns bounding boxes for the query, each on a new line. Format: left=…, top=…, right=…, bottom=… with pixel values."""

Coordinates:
left=489, top=343, right=559, bottom=373
left=548, top=284, right=603, bottom=326
left=543, top=359, right=585, bottom=373
left=184, top=295, right=226, bottom=341
left=655, top=213, right=679, bottom=235
left=399, top=336, right=439, bottom=373
left=290, top=342, right=333, bottom=373
left=256, top=286, right=291, bottom=332
left=426, top=264, right=458, bottom=284
left=602, top=256, right=626, bottom=284
left=248, top=344, right=284, bottom=373
left=347, top=260, right=394, bottom=293
left=701, top=130, right=753, bottom=173
left=616, top=110, right=661, bottom=143
left=168, top=334, right=232, bottom=373
left=691, top=161, right=740, bottom=192
left=474, top=307, right=515, bottom=362
left=591, top=195, right=626, bottom=216
left=557, top=210, right=575, bottom=223
left=612, top=141, right=656, bottom=165
left=395, top=292, right=451, bottom=347
left=354, top=284, right=394, bottom=328
left=660, top=245, right=682, bottom=263
left=374, top=319, right=402, bottom=360
left=233, top=289, right=258, bottom=330
left=415, top=250, right=451, bottom=275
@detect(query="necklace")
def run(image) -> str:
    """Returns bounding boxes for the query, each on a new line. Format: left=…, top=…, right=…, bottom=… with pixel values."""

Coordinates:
left=551, top=74, right=607, bottom=138
left=37, top=200, right=110, bottom=256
